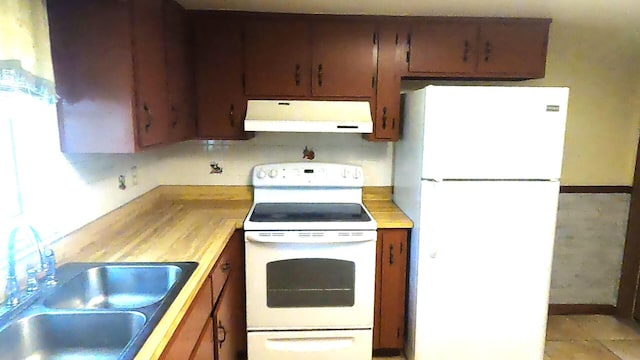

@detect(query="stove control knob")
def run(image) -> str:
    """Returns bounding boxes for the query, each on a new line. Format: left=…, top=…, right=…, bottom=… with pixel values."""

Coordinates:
left=256, top=169, right=267, bottom=179
left=268, top=169, right=278, bottom=178
left=353, top=169, right=361, bottom=179
left=342, top=168, right=350, bottom=178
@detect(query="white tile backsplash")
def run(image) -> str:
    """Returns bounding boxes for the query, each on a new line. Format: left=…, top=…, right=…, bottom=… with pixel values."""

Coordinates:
left=156, top=134, right=393, bottom=186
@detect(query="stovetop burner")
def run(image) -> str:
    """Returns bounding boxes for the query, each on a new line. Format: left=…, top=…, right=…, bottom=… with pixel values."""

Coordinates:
left=249, top=203, right=371, bottom=223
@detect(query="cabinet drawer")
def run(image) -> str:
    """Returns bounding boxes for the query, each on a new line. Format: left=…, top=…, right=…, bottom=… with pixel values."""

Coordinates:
left=161, top=277, right=213, bottom=359
left=211, top=251, right=231, bottom=306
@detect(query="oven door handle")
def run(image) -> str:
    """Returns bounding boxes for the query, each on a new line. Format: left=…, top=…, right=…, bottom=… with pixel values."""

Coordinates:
left=246, top=234, right=375, bottom=244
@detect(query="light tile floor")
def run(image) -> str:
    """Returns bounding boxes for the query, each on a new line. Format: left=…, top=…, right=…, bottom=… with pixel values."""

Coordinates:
left=374, top=315, right=640, bottom=360
left=546, top=315, right=640, bottom=360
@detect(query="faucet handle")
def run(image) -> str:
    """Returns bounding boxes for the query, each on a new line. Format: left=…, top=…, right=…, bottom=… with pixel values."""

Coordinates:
left=26, top=265, right=39, bottom=294
left=4, top=276, right=20, bottom=308
left=43, top=249, right=57, bottom=286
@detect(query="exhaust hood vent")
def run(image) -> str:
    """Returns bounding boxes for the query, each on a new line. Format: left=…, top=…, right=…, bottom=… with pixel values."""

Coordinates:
left=244, top=100, right=373, bottom=133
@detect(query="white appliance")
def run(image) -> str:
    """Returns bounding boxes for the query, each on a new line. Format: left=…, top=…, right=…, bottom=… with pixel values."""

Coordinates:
left=244, top=162, right=377, bottom=360
left=393, top=85, right=569, bottom=360
left=244, top=100, right=373, bottom=133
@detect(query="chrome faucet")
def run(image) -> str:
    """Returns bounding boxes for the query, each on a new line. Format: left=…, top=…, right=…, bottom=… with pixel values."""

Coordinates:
left=4, top=225, right=57, bottom=308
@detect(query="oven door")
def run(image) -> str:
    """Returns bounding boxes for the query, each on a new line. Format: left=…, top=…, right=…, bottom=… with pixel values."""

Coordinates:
left=245, top=230, right=377, bottom=330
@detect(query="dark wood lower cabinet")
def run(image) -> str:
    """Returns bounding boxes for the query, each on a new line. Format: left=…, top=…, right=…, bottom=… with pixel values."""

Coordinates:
left=161, top=230, right=245, bottom=360
left=373, top=229, right=409, bottom=352
left=161, top=276, right=214, bottom=359
left=192, top=318, right=215, bottom=360
left=215, top=231, right=246, bottom=360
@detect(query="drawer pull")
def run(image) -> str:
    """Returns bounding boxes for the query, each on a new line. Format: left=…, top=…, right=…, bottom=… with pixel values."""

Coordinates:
left=217, top=321, right=227, bottom=348
left=222, top=262, right=231, bottom=272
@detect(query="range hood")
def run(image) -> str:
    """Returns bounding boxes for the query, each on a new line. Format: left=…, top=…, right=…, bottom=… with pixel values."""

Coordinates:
left=244, top=100, right=373, bottom=133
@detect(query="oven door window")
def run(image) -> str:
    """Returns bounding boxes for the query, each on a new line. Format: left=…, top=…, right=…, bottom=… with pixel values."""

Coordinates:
left=266, top=258, right=355, bottom=308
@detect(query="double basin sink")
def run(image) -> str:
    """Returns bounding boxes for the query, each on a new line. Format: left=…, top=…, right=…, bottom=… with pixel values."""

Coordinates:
left=0, top=262, right=197, bottom=359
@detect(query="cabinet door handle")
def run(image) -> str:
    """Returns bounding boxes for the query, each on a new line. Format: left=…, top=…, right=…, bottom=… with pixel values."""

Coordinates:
left=382, top=106, right=387, bottom=130
left=317, top=64, right=323, bottom=87
left=392, top=117, right=396, bottom=130
left=389, top=244, right=395, bottom=265
left=143, top=103, right=151, bottom=133
left=295, top=64, right=301, bottom=86
left=222, top=261, right=231, bottom=272
left=171, top=105, right=177, bottom=129
left=229, top=104, right=235, bottom=128
left=217, top=321, right=227, bottom=348
left=463, top=40, right=470, bottom=62
left=484, top=41, right=492, bottom=62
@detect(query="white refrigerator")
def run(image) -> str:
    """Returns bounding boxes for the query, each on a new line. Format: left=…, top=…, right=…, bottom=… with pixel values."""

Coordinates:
left=393, top=85, right=569, bottom=360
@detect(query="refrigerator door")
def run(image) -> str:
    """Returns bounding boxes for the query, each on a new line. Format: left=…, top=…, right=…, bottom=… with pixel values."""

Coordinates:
left=419, top=86, right=569, bottom=180
left=409, top=180, right=559, bottom=360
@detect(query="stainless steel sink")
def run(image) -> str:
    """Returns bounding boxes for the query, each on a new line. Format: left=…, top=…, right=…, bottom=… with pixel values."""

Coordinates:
left=44, top=265, right=183, bottom=309
left=0, top=261, right=197, bottom=360
left=0, top=311, right=146, bottom=360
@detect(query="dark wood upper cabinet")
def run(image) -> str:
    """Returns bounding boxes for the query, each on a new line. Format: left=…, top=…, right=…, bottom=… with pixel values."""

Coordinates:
left=408, top=22, right=478, bottom=74
left=165, top=0, right=196, bottom=143
left=48, top=0, right=192, bottom=153
left=476, top=21, right=550, bottom=78
left=193, top=13, right=253, bottom=140
left=48, top=0, right=137, bottom=153
left=406, top=18, right=550, bottom=79
left=50, top=7, right=551, bottom=148
left=132, top=0, right=170, bottom=148
left=367, top=23, right=407, bottom=141
left=310, top=21, right=377, bottom=97
left=244, top=20, right=311, bottom=97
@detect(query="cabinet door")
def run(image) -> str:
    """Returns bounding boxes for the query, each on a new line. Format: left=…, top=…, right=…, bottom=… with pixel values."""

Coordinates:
left=369, top=24, right=406, bottom=141
left=191, top=318, right=215, bottom=360
left=48, top=0, right=137, bottom=153
left=228, top=231, right=247, bottom=356
left=161, top=277, right=213, bottom=359
left=373, top=231, right=384, bottom=348
left=378, top=229, right=408, bottom=349
left=194, top=14, right=252, bottom=140
left=132, top=0, right=170, bottom=148
left=311, top=21, right=377, bottom=97
left=165, top=0, right=195, bottom=143
left=476, top=21, right=550, bottom=78
left=408, top=22, right=478, bottom=75
left=214, top=283, right=237, bottom=360
left=244, top=19, right=311, bottom=97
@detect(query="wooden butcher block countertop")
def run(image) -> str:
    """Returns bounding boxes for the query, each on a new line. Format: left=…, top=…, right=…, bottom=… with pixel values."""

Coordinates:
left=50, top=186, right=412, bottom=359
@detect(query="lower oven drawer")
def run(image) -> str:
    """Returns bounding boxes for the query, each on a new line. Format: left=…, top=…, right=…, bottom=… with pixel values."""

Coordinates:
left=248, top=329, right=372, bottom=360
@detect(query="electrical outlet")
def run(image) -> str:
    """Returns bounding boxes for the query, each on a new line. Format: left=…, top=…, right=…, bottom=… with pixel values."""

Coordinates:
left=118, top=175, right=126, bottom=190
left=131, top=165, right=138, bottom=186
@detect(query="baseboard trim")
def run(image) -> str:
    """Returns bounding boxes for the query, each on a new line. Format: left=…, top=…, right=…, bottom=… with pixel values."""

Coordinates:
left=560, top=186, right=632, bottom=194
left=373, top=349, right=403, bottom=357
left=548, top=304, right=617, bottom=315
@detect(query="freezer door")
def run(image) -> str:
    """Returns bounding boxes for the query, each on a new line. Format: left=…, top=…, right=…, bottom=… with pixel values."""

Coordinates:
left=409, top=180, right=559, bottom=360
left=420, top=86, right=569, bottom=180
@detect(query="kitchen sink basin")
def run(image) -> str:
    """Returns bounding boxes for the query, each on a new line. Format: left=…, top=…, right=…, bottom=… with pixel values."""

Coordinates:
left=0, top=261, right=197, bottom=359
left=0, top=311, right=146, bottom=360
left=44, top=264, right=183, bottom=309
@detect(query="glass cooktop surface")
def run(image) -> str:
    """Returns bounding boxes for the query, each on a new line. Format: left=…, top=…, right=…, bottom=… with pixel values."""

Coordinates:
left=249, top=203, right=371, bottom=222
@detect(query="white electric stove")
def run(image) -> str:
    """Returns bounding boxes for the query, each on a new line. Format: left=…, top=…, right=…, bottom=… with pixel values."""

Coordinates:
left=244, top=162, right=377, bottom=360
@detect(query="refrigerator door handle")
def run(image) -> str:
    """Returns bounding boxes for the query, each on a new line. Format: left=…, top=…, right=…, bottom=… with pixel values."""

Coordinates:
left=429, top=227, right=438, bottom=258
